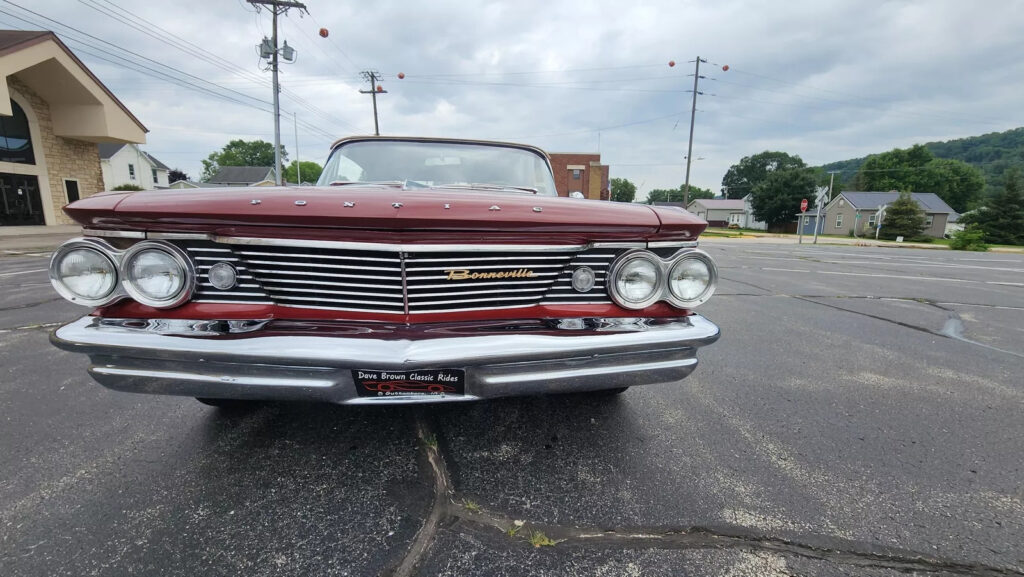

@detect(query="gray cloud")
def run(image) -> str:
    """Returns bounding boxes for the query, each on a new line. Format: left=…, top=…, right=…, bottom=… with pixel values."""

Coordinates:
left=3, top=0, right=1021, bottom=196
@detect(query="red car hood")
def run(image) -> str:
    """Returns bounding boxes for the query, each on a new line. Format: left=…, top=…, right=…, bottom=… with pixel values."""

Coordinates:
left=66, top=186, right=707, bottom=242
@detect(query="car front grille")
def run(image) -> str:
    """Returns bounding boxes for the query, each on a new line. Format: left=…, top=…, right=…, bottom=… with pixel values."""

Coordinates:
left=180, top=241, right=617, bottom=314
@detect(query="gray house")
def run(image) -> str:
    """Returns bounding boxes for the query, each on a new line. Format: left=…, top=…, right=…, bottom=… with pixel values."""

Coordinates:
left=819, top=191, right=957, bottom=239
left=204, top=166, right=275, bottom=187
left=685, top=198, right=746, bottom=227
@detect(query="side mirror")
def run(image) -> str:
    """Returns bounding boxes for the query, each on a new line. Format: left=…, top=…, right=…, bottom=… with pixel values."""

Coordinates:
left=569, top=191, right=585, bottom=199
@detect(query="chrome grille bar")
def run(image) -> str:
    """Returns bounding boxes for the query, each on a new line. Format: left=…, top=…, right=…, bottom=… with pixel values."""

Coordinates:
left=180, top=241, right=622, bottom=313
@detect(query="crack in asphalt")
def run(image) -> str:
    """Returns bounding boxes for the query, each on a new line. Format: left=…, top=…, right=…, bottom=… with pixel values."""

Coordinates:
left=394, top=416, right=1024, bottom=576
left=0, top=297, right=63, bottom=313
left=719, top=274, right=1023, bottom=359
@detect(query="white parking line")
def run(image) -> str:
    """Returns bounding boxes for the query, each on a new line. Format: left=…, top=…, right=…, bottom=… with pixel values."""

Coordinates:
left=761, top=267, right=810, bottom=273
left=0, top=268, right=46, bottom=277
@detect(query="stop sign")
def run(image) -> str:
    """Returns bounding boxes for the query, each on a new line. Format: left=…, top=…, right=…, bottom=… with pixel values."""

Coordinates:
left=800, top=198, right=808, bottom=212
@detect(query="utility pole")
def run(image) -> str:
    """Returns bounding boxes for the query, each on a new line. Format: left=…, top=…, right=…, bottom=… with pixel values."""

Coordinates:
left=360, top=71, right=387, bottom=136
left=683, top=56, right=706, bottom=207
left=248, top=0, right=307, bottom=185
left=293, top=111, right=300, bottom=184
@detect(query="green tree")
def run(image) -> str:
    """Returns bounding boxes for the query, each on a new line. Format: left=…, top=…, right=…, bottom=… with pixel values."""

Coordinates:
left=284, top=160, right=323, bottom=184
left=168, top=168, right=189, bottom=183
left=960, top=168, right=1024, bottom=245
left=201, top=139, right=288, bottom=181
left=854, top=144, right=984, bottom=212
left=610, top=178, right=637, bottom=203
left=644, top=185, right=714, bottom=204
left=749, top=169, right=816, bottom=225
left=879, top=191, right=927, bottom=239
left=722, top=151, right=807, bottom=199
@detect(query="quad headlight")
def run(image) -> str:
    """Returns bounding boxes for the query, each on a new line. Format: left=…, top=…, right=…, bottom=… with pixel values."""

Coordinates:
left=49, top=242, right=118, bottom=306
left=121, top=242, right=194, bottom=308
left=607, top=249, right=717, bottom=310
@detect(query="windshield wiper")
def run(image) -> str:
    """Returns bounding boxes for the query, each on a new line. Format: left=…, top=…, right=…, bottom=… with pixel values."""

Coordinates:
left=327, top=180, right=404, bottom=187
left=437, top=183, right=539, bottom=194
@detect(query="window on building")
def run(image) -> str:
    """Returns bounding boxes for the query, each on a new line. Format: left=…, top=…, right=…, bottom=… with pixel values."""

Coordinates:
left=572, top=169, right=582, bottom=180
left=152, top=168, right=158, bottom=183
left=925, top=214, right=934, bottom=227
left=836, top=213, right=843, bottom=228
left=64, top=179, right=80, bottom=203
left=0, top=99, right=35, bottom=165
left=868, top=214, right=876, bottom=227
left=128, top=164, right=136, bottom=180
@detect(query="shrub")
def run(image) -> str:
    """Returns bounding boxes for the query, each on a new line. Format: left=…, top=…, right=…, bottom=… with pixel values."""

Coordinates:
left=949, top=225, right=989, bottom=251
left=111, top=184, right=144, bottom=191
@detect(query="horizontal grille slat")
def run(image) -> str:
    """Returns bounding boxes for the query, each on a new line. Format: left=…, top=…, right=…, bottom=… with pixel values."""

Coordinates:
left=176, top=240, right=623, bottom=312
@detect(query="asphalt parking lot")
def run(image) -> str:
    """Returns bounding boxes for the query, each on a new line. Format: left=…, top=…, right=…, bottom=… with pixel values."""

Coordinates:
left=2, top=240, right=1022, bottom=576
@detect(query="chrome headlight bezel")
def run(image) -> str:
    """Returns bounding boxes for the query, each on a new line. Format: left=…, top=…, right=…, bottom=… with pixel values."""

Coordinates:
left=120, top=241, right=195, bottom=309
left=607, top=250, right=663, bottom=310
left=606, top=248, right=718, bottom=310
left=664, top=249, right=717, bottom=308
left=48, top=239, right=121, bottom=307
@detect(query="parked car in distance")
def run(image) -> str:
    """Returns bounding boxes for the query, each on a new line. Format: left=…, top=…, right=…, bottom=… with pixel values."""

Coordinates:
left=49, top=136, right=720, bottom=406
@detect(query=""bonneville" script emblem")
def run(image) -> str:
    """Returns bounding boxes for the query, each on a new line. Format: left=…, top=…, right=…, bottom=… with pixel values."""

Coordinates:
left=445, top=269, right=536, bottom=280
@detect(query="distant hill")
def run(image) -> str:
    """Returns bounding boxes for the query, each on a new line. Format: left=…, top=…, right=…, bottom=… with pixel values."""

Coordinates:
left=819, top=127, right=1024, bottom=195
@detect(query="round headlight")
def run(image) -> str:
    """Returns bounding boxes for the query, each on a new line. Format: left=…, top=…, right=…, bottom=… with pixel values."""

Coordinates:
left=122, top=243, right=193, bottom=308
left=51, top=246, right=117, bottom=304
left=609, top=252, right=661, bottom=309
left=667, top=252, right=717, bottom=307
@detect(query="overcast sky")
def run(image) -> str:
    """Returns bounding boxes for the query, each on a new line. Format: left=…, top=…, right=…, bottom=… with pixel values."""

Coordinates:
left=3, top=0, right=1022, bottom=198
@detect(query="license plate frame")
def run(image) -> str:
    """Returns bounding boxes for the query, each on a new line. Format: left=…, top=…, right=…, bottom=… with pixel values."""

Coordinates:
left=352, top=369, right=466, bottom=398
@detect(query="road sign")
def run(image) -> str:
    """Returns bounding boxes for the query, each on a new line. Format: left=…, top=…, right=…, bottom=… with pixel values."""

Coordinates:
left=800, top=198, right=808, bottom=212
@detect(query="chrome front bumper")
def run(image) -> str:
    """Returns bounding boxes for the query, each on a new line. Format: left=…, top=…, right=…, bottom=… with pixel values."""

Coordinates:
left=51, top=315, right=720, bottom=404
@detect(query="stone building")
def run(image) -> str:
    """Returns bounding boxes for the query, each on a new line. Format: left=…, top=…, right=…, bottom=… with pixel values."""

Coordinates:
left=0, top=30, right=146, bottom=227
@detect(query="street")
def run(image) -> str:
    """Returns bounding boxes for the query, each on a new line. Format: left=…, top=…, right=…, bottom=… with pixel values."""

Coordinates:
left=2, top=241, right=1022, bottom=576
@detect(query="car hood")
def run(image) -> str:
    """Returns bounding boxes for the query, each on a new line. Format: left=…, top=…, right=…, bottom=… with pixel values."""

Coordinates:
left=65, top=185, right=707, bottom=241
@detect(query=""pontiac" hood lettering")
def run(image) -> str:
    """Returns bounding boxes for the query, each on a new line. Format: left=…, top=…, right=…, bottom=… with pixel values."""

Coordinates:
left=445, top=269, right=536, bottom=280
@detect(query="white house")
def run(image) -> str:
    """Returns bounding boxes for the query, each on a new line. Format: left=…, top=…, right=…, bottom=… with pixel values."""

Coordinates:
left=98, top=142, right=169, bottom=190
left=741, top=193, right=768, bottom=230
left=685, top=198, right=746, bottom=227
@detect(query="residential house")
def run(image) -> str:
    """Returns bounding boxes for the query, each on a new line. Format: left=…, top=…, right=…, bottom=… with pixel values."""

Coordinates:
left=204, top=166, right=275, bottom=187
left=740, top=193, right=767, bottom=230
left=0, top=30, right=146, bottom=227
left=820, top=191, right=957, bottom=239
left=548, top=152, right=610, bottom=200
left=796, top=211, right=824, bottom=235
left=685, top=198, right=746, bottom=227
left=98, top=142, right=169, bottom=190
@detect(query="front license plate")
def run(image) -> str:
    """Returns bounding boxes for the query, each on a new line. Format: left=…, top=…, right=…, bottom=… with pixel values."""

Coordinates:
left=352, top=369, right=466, bottom=398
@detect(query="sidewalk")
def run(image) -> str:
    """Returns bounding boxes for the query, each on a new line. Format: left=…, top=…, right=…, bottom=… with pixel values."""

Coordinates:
left=0, top=225, right=81, bottom=253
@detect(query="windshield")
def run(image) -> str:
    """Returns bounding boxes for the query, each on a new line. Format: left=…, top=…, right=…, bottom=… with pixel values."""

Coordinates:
left=316, top=140, right=557, bottom=195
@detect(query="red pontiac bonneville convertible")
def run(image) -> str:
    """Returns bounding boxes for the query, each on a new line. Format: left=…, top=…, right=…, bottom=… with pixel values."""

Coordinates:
left=49, top=137, right=720, bottom=406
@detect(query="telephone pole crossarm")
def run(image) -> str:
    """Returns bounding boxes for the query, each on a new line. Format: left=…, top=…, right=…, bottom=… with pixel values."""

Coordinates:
left=359, top=71, right=387, bottom=136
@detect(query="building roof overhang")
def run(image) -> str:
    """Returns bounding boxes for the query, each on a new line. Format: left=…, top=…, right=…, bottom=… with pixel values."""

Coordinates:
left=0, top=30, right=146, bottom=143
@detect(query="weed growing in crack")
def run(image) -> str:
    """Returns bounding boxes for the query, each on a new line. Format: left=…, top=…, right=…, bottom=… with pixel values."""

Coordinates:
left=506, top=520, right=525, bottom=537
left=528, top=531, right=559, bottom=548
left=462, top=499, right=481, bottom=513
left=422, top=433, right=438, bottom=449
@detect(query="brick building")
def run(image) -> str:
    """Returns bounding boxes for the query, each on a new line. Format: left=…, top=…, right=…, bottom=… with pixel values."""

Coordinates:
left=548, top=152, right=610, bottom=200
left=0, top=30, right=146, bottom=227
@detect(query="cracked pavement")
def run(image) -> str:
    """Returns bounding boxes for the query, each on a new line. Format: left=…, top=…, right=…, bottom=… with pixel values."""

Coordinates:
left=1, top=242, right=1022, bottom=576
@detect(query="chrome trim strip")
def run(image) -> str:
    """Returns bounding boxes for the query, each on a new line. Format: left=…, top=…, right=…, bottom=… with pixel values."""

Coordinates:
left=148, top=232, right=213, bottom=240
left=92, top=366, right=336, bottom=388
left=406, top=279, right=552, bottom=290
left=269, top=294, right=405, bottom=307
left=590, top=242, right=646, bottom=248
left=235, top=250, right=400, bottom=263
left=258, top=277, right=404, bottom=290
left=247, top=268, right=399, bottom=281
left=212, top=235, right=588, bottom=253
left=244, top=259, right=401, bottom=272
left=83, top=229, right=146, bottom=239
left=647, top=240, right=700, bottom=249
